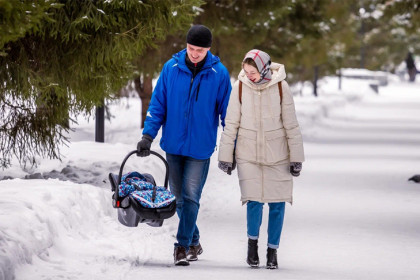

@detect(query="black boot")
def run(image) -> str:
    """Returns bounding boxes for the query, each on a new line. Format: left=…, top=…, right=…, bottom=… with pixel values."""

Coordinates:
left=266, top=248, right=278, bottom=269
left=247, top=238, right=259, bottom=268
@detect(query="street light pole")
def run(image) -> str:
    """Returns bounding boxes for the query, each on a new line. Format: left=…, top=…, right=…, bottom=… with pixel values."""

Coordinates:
left=95, top=100, right=105, bottom=143
left=359, top=2, right=366, bottom=68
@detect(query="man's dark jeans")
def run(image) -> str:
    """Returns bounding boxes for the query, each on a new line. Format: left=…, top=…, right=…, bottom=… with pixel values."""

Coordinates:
left=166, top=153, right=210, bottom=249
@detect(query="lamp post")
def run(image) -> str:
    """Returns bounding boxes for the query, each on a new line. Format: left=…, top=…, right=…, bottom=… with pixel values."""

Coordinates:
left=95, top=100, right=105, bottom=143
left=359, top=5, right=366, bottom=69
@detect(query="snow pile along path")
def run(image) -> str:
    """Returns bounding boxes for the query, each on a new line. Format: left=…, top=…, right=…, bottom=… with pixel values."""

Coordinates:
left=0, top=180, right=177, bottom=280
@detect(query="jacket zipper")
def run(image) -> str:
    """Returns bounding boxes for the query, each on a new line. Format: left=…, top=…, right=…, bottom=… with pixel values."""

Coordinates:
left=186, top=73, right=201, bottom=154
left=188, top=77, right=194, bottom=99
left=259, top=90, right=264, bottom=200
left=183, top=76, right=194, bottom=154
left=184, top=61, right=208, bottom=153
left=195, top=82, right=201, bottom=101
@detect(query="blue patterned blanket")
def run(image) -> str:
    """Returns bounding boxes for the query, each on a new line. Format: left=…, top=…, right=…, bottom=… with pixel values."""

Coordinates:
left=118, top=172, right=175, bottom=208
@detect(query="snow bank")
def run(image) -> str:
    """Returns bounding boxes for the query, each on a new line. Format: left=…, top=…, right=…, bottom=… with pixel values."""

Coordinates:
left=0, top=180, right=112, bottom=279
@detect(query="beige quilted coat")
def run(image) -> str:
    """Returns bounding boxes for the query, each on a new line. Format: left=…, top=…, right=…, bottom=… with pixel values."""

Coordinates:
left=218, top=63, right=304, bottom=203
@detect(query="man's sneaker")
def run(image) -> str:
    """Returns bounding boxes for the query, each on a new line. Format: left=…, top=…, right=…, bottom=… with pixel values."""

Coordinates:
left=174, top=246, right=190, bottom=266
left=247, top=238, right=259, bottom=268
left=266, top=248, right=278, bottom=269
left=186, top=243, right=203, bottom=261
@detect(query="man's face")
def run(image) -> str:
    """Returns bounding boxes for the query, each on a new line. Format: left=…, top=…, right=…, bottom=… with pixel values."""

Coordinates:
left=186, top=44, right=210, bottom=64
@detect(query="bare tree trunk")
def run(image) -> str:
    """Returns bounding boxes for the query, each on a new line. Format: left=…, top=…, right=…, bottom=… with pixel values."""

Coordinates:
left=134, top=74, right=153, bottom=128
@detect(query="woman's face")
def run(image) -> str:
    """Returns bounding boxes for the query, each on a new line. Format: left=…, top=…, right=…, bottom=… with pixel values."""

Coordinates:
left=243, top=63, right=261, bottom=83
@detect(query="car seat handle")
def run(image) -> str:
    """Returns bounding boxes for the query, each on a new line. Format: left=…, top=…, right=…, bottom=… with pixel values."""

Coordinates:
left=115, top=150, right=169, bottom=202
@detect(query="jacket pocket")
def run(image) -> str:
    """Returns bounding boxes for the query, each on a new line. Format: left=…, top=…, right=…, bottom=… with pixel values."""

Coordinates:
left=236, top=128, right=257, bottom=162
left=265, top=129, right=289, bottom=163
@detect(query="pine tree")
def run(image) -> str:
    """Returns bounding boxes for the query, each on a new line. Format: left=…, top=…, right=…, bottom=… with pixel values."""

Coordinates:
left=279, top=0, right=358, bottom=84
left=339, top=0, right=419, bottom=71
left=193, top=0, right=347, bottom=83
left=132, top=0, right=350, bottom=113
left=0, top=0, right=200, bottom=168
left=372, top=0, right=420, bottom=69
left=129, top=0, right=418, bottom=127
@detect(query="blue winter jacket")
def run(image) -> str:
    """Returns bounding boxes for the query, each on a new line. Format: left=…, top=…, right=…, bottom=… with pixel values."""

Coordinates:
left=143, top=49, right=232, bottom=159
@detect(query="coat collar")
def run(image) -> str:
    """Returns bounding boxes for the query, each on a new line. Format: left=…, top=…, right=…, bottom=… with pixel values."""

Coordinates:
left=173, top=48, right=219, bottom=74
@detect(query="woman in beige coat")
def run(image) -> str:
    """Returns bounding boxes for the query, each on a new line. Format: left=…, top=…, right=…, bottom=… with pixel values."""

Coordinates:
left=218, top=49, right=304, bottom=269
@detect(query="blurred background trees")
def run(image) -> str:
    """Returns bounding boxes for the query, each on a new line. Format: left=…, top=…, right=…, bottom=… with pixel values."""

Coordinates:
left=1, top=0, right=419, bottom=167
left=133, top=0, right=419, bottom=123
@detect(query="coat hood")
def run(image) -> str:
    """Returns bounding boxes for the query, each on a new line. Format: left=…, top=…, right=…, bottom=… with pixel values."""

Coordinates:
left=238, top=62, right=286, bottom=90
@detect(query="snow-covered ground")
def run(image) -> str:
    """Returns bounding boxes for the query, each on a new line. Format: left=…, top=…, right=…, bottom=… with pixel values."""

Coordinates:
left=1, top=74, right=420, bottom=280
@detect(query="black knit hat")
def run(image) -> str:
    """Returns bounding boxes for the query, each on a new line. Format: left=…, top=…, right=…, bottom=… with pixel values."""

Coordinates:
left=186, top=25, right=212, bottom=48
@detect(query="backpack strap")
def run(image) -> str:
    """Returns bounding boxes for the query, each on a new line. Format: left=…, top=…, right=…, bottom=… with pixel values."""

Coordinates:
left=278, top=81, right=283, bottom=104
left=238, top=80, right=282, bottom=104
left=239, top=81, right=242, bottom=104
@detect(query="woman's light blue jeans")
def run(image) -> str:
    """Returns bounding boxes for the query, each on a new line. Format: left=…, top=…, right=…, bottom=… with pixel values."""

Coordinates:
left=166, top=153, right=210, bottom=250
left=247, top=201, right=286, bottom=249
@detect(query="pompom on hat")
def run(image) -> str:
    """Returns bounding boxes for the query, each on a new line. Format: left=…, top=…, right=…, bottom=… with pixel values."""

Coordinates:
left=186, top=25, right=212, bottom=48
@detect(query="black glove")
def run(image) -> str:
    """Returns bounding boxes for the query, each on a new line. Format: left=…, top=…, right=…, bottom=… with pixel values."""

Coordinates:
left=218, top=161, right=233, bottom=175
left=136, top=134, right=153, bottom=157
left=290, top=162, right=302, bottom=177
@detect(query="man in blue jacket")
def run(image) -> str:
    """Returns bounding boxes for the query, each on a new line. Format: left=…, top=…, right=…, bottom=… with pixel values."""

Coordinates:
left=137, top=25, right=232, bottom=266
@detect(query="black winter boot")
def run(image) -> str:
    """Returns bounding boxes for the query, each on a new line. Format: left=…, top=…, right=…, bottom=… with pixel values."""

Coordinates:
left=266, top=248, right=278, bottom=269
left=247, top=238, right=259, bottom=268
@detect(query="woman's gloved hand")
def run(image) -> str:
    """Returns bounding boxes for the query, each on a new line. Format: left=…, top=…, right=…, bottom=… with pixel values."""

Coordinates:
left=290, top=162, right=302, bottom=177
left=218, top=161, right=233, bottom=175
